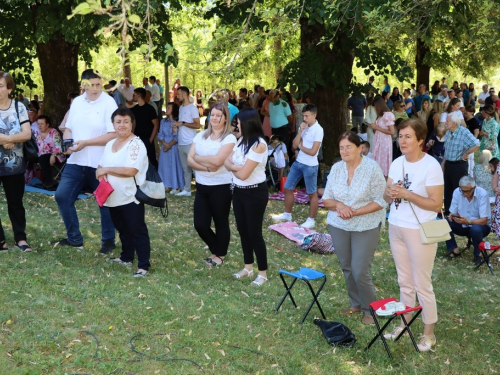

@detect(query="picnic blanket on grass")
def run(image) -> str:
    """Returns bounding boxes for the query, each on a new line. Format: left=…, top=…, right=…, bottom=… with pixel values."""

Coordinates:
left=269, top=221, right=335, bottom=254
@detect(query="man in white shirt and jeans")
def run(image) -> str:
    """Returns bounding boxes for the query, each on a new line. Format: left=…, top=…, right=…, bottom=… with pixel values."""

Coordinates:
left=55, top=69, right=117, bottom=253
left=272, top=104, right=324, bottom=228
left=172, top=86, right=200, bottom=196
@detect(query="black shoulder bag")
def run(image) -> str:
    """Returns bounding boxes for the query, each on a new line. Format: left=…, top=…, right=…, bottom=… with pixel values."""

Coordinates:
left=13, top=99, right=39, bottom=162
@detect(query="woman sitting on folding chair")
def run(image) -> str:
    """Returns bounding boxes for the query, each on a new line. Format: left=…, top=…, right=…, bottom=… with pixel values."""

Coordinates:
left=322, top=131, right=386, bottom=325
left=34, top=115, right=65, bottom=190
left=384, top=118, right=444, bottom=352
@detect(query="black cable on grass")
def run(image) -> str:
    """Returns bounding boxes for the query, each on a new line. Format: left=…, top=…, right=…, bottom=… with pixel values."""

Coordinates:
left=129, top=333, right=205, bottom=373
left=228, top=345, right=290, bottom=375
left=52, top=330, right=101, bottom=362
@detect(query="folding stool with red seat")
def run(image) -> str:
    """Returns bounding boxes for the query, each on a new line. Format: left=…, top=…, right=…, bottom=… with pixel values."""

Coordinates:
left=476, top=241, right=500, bottom=275
left=364, top=297, right=422, bottom=359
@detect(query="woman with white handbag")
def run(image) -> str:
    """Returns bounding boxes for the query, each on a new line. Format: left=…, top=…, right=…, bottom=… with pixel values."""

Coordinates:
left=383, top=118, right=444, bottom=352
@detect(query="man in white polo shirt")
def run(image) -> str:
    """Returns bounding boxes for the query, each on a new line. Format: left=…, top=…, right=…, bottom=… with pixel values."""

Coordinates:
left=55, top=69, right=118, bottom=253
left=172, top=86, right=200, bottom=196
left=272, top=104, right=324, bottom=228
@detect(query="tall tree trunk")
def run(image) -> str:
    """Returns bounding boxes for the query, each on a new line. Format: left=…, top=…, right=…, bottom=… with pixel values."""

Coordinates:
left=299, top=18, right=355, bottom=162
left=36, top=33, right=80, bottom=125
left=123, top=56, right=132, bottom=84
left=416, top=37, right=430, bottom=90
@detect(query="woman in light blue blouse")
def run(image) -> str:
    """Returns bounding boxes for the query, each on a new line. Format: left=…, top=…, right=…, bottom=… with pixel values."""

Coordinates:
left=322, top=131, right=386, bottom=325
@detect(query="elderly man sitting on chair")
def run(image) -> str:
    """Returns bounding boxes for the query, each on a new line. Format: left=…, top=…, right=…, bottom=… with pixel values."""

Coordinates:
left=446, top=175, right=491, bottom=265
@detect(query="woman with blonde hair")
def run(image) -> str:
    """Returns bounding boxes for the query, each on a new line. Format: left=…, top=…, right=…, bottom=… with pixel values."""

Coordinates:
left=418, top=98, right=431, bottom=122
left=427, top=100, right=443, bottom=134
left=479, top=105, right=500, bottom=159
left=188, top=102, right=237, bottom=267
left=392, top=100, right=408, bottom=120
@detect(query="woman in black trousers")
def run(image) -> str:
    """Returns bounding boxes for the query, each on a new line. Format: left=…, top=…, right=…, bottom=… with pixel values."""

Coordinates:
left=224, top=109, right=269, bottom=286
left=188, top=103, right=237, bottom=266
left=0, top=71, right=33, bottom=252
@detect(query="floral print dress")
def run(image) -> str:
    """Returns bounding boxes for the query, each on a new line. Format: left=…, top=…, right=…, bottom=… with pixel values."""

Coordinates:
left=479, top=118, right=500, bottom=158
left=372, top=111, right=395, bottom=176
left=35, top=128, right=65, bottom=163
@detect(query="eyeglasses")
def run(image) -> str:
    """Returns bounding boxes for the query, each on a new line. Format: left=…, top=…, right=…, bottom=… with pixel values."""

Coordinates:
left=459, top=187, right=475, bottom=195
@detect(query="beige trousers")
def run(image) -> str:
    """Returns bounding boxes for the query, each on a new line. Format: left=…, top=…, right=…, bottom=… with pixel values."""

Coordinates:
left=388, top=224, right=438, bottom=324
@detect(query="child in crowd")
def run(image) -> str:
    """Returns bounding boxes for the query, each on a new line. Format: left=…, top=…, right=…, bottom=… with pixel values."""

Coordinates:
left=426, top=123, right=446, bottom=164
left=361, top=140, right=372, bottom=158
left=268, top=135, right=289, bottom=180
left=358, top=124, right=368, bottom=141
left=392, top=101, right=408, bottom=120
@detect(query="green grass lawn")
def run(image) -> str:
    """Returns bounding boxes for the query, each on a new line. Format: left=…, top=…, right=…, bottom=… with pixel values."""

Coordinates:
left=0, top=190, right=499, bottom=374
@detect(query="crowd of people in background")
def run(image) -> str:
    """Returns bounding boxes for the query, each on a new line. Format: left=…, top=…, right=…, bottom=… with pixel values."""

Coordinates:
left=4, top=66, right=500, bottom=355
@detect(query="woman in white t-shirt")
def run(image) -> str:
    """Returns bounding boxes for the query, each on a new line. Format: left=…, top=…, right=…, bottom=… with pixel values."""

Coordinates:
left=96, top=108, right=150, bottom=277
left=187, top=103, right=236, bottom=267
left=383, top=118, right=444, bottom=352
left=439, top=98, right=465, bottom=126
left=224, top=108, right=269, bottom=286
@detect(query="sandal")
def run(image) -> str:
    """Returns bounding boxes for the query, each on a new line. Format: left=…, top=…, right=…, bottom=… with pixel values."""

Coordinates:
left=15, top=242, right=32, bottom=252
left=448, top=250, right=462, bottom=259
left=233, top=268, right=254, bottom=279
left=0, top=240, right=8, bottom=253
left=251, top=275, right=268, bottom=286
left=204, top=256, right=224, bottom=267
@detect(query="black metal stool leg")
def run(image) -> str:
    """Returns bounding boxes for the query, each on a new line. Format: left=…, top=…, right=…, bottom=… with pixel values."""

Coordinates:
left=364, top=307, right=393, bottom=359
left=400, top=311, right=422, bottom=353
left=276, top=275, right=298, bottom=313
left=300, top=277, right=327, bottom=324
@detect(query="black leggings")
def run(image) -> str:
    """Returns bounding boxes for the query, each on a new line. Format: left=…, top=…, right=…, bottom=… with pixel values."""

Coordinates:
left=0, top=173, right=27, bottom=243
left=232, top=182, right=269, bottom=271
left=109, top=202, right=151, bottom=270
left=193, top=183, right=232, bottom=257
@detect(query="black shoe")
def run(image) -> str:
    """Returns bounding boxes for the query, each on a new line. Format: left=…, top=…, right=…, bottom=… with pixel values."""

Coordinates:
left=473, top=256, right=483, bottom=266
left=99, top=240, right=115, bottom=254
left=56, top=238, right=84, bottom=248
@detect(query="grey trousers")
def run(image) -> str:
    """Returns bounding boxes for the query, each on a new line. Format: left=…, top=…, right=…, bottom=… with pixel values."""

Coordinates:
left=329, top=224, right=380, bottom=315
left=178, top=144, right=193, bottom=192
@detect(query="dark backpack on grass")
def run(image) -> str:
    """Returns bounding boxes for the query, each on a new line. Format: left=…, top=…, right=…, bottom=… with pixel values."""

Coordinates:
left=314, top=319, right=356, bottom=347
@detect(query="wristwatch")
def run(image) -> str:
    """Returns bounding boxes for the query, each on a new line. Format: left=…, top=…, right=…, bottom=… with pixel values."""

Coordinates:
left=468, top=219, right=472, bottom=225
left=182, top=121, right=185, bottom=125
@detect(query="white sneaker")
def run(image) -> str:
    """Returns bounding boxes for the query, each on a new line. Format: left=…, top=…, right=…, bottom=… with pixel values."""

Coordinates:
left=170, top=189, right=180, bottom=195
left=417, top=335, right=436, bottom=352
left=176, top=190, right=192, bottom=197
left=300, top=218, right=315, bottom=229
left=271, top=212, right=292, bottom=222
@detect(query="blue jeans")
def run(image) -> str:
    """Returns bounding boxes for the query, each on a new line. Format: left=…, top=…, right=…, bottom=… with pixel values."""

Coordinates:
left=55, top=164, right=115, bottom=245
left=285, top=161, right=318, bottom=194
left=445, top=217, right=491, bottom=257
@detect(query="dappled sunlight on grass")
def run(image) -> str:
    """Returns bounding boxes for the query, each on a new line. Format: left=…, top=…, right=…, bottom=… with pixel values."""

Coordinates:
left=0, top=190, right=498, bottom=373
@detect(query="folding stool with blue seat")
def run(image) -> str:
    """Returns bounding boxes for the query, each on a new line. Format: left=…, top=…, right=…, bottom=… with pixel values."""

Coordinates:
left=275, top=268, right=327, bottom=324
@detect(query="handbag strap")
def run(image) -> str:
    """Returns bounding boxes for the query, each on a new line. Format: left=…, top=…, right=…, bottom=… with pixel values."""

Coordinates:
left=402, top=158, right=444, bottom=225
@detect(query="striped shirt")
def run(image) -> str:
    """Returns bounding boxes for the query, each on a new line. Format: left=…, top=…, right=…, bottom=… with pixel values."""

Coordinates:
left=444, top=125, right=479, bottom=161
